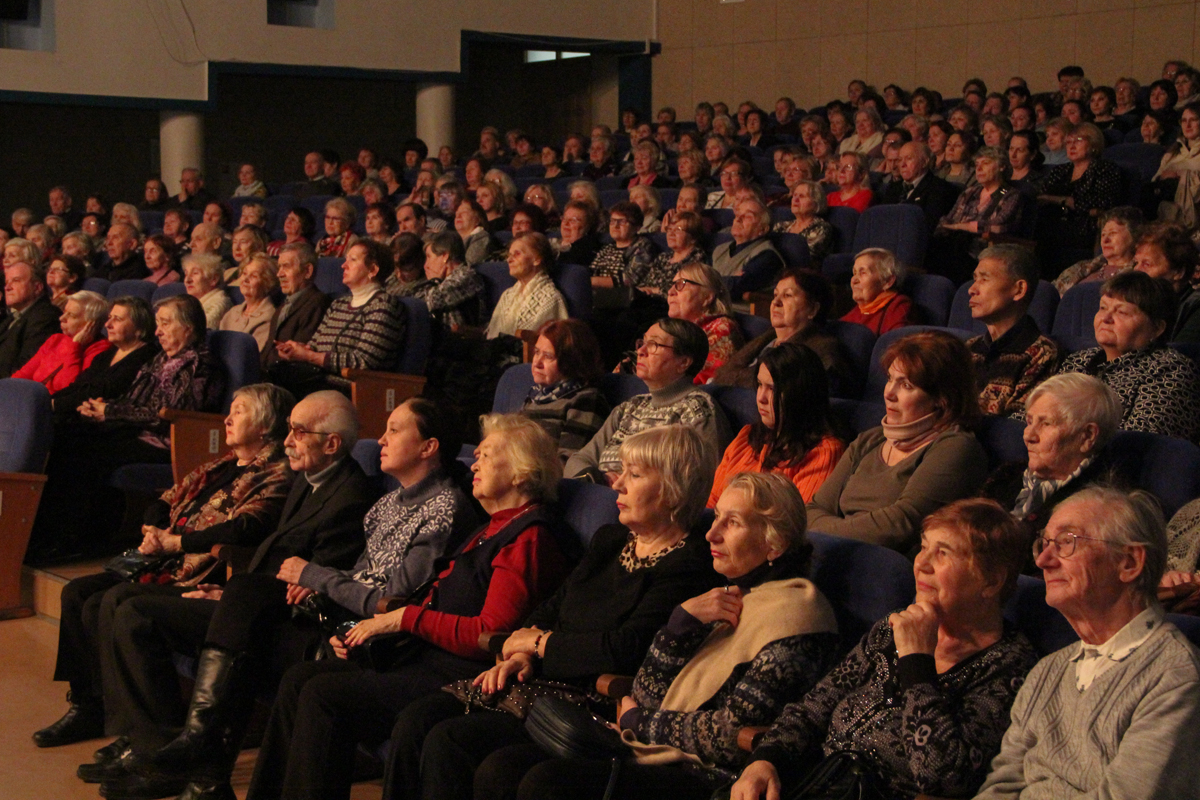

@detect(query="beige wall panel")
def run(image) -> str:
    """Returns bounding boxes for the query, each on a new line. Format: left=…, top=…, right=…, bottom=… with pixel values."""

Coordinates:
left=922, top=0, right=969, bottom=26
left=866, top=32, right=916, bottom=90
left=775, top=38, right=825, bottom=107
left=1020, top=0, right=1079, bottom=19
left=735, top=0, right=781, bottom=42
left=867, top=0, right=918, bottom=32
left=777, top=0, right=822, bottom=39
left=658, top=0, right=696, bottom=48
left=1133, top=4, right=1196, bottom=79
left=693, top=0, right=739, bottom=47
left=693, top=44, right=740, bottom=106
left=1075, top=10, right=1136, bottom=81
left=1019, top=16, right=1078, bottom=92
left=653, top=48, right=696, bottom=111
left=819, top=34, right=869, bottom=99
left=1077, top=0, right=1134, bottom=15
left=966, top=23, right=1023, bottom=92
left=912, top=25, right=969, bottom=93
left=818, top=0, right=869, bottom=38
left=735, top=56, right=780, bottom=106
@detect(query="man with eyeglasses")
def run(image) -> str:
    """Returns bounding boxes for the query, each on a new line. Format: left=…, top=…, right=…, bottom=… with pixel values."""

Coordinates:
left=77, top=392, right=380, bottom=797
left=975, top=486, right=1200, bottom=800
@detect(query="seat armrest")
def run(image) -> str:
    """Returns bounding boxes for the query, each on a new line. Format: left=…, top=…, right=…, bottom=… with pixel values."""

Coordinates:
left=516, top=329, right=538, bottom=362
left=596, top=674, right=634, bottom=699
left=342, top=369, right=428, bottom=439
left=749, top=292, right=772, bottom=318
left=162, top=410, right=229, bottom=485
left=737, top=726, right=769, bottom=752
left=0, top=471, right=47, bottom=619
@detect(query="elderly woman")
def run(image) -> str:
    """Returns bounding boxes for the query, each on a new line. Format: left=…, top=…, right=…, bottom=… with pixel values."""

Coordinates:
left=1038, top=122, right=1124, bottom=265
left=231, top=162, right=268, bottom=199
left=1058, top=270, right=1200, bottom=440
left=715, top=269, right=848, bottom=393
left=316, top=198, right=358, bottom=258
left=244, top=414, right=571, bottom=800
left=409, top=230, right=486, bottom=332
left=588, top=200, right=656, bottom=309
left=142, top=234, right=181, bottom=286
left=338, top=161, right=365, bottom=197
left=46, top=254, right=87, bottom=309
left=937, top=129, right=977, bottom=186
left=522, top=184, right=561, bottom=228
left=771, top=180, right=834, bottom=265
left=938, top=145, right=1023, bottom=236
left=486, top=232, right=568, bottom=339
left=703, top=135, right=733, bottom=181
left=61, top=230, right=96, bottom=272
left=183, top=253, right=232, bottom=330
left=706, top=158, right=752, bottom=210
left=475, top=181, right=509, bottom=235
left=566, top=318, right=726, bottom=483
left=519, top=318, right=610, bottom=461
left=554, top=200, right=602, bottom=268
left=645, top=211, right=708, bottom=297
left=1150, top=102, right=1200, bottom=227
left=364, top=201, right=398, bottom=246
left=4, top=236, right=41, bottom=269
left=841, top=247, right=912, bottom=335
left=219, top=255, right=279, bottom=352
left=981, top=115, right=1014, bottom=150
left=926, top=120, right=952, bottom=170
left=454, top=200, right=497, bottom=267
left=52, top=296, right=158, bottom=421
left=666, top=262, right=743, bottom=384
left=383, top=425, right=723, bottom=800
left=1132, top=222, right=1200, bottom=342
left=583, top=136, right=618, bottom=180
left=13, top=289, right=111, bottom=394
left=629, top=184, right=663, bottom=233
left=675, top=150, right=709, bottom=187
left=161, top=208, right=192, bottom=251
left=273, top=240, right=407, bottom=396
left=110, top=202, right=143, bottom=235
left=661, top=184, right=709, bottom=233
left=1052, top=206, right=1141, bottom=295
left=984, top=373, right=1122, bottom=537
left=710, top=342, right=844, bottom=507
left=732, top=498, right=1039, bottom=800
left=807, top=331, right=989, bottom=551
left=225, top=224, right=269, bottom=286
left=626, top=141, right=672, bottom=190
left=827, top=152, right=873, bottom=212
left=32, top=383, right=294, bottom=742
left=838, top=107, right=885, bottom=158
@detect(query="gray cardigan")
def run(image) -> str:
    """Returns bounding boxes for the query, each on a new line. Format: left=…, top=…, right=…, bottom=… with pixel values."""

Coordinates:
left=975, top=621, right=1200, bottom=800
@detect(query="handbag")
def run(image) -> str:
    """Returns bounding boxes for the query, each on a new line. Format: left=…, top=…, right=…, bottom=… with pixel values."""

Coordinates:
left=524, top=696, right=626, bottom=761
left=784, top=751, right=885, bottom=800
left=103, top=548, right=180, bottom=581
left=441, top=677, right=591, bottom=721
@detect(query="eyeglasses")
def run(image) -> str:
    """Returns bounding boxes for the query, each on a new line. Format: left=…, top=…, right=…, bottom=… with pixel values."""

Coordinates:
left=635, top=338, right=676, bottom=355
left=668, top=278, right=704, bottom=293
left=609, top=217, right=632, bottom=227
left=1032, top=532, right=1122, bottom=559
left=325, top=215, right=346, bottom=222
left=1065, top=136, right=1089, bottom=145
left=288, top=424, right=331, bottom=440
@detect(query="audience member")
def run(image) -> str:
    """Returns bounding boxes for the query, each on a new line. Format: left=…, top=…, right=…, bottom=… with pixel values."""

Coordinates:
left=171, top=168, right=216, bottom=212
left=183, top=253, right=232, bottom=329
left=45, top=254, right=87, bottom=309
left=142, top=234, right=181, bottom=286
left=1052, top=207, right=1142, bottom=295
left=841, top=247, right=912, bottom=335
left=0, top=260, right=62, bottom=378
left=12, top=289, right=111, bottom=394
left=486, top=232, right=567, bottom=339
left=413, top=230, right=486, bottom=332
left=262, top=243, right=331, bottom=370
left=519, top=319, right=610, bottom=461
left=772, top=180, right=835, bottom=264
left=220, top=254, right=279, bottom=352
left=712, top=199, right=784, bottom=299
left=316, top=198, right=358, bottom=258
left=665, top=261, right=743, bottom=384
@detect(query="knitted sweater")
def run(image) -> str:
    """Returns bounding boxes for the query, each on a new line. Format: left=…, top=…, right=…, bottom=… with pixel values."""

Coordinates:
left=708, top=428, right=845, bottom=507
left=411, top=263, right=485, bottom=333
left=520, top=385, right=611, bottom=463
left=966, top=316, right=1059, bottom=417
left=308, top=289, right=407, bottom=385
left=975, top=622, right=1200, bottom=800
left=485, top=271, right=568, bottom=339
left=564, top=377, right=730, bottom=481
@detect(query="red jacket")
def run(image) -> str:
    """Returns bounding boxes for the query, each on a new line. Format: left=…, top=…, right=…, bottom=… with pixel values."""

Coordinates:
left=12, top=334, right=111, bottom=394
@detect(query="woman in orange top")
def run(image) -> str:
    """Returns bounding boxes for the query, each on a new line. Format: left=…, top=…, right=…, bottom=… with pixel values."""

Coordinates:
left=708, top=340, right=844, bottom=507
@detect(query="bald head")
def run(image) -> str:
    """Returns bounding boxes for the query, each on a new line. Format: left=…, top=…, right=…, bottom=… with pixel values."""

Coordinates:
left=898, top=142, right=931, bottom=182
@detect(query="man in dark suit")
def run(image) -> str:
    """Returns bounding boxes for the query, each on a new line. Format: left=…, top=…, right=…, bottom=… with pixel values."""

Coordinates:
left=262, top=242, right=331, bottom=371
left=75, top=391, right=379, bottom=794
left=95, top=223, right=149, bottom=282
left=169, top=168, right=217, bottom=212
left=0, top=261, right=62, bottom=378
left=879, top=142, right=960, bottom=233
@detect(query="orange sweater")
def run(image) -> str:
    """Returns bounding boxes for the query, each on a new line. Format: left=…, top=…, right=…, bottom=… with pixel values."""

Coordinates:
left=707, top=427, right=846, bottom=508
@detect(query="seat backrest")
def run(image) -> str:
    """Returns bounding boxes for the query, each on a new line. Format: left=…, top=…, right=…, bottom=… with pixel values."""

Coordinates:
left=829, top=398, right=886, bottom=436
left=350, top=438, right=400, bottom=493
left=494, top=363, right=535, bottom=413
left=552, top=479, right=621, bottom=550
left=151, top=282, right=188, bottom=304
left=828, top=320, right=877, bottom=400
left=395, top=297, right=432, bottom=375
left=475, top=261, right=515, bottom=315
left=975, top=414, right=1028, bottom=468
left=1109, top=430, right=1200, bottom=519
left=808, top=531, right=916, bottom=653
left=598, top=189, right=626, bottom=209
left=1167, top=613, right=1200, bottom=649
left=705, top=208, right=735, bottom=230
left=553, top=262, right=593, bottom=320
left=1003, top=575, right=1078, bottom=656
left=862, top=326, right=974, bottom=401
left=0, top=379, right=53, bottom=473
left=598, top=373, right=648, bottom=406
left=1103, top=142, right=1166, bottom=182
left=905, top=273, right=956, bottom=326
left=140, top=210, right=165, bottom=234
left=852, top=205, right=929, bottom=269
left=205, top=330, right=261, bottom=412
left=300, top=194, right=334, bottom=218
left=107, top=279, right=156, bottom=304
left=83, top=277, right=112, bottom=296
left=773, top=232, right=811, bottom=269
left=733, top=311, right=771, bottom=342
left=826, top=207, right=859, bottom=254
left=594, top=175, right=624, bottom=191
left=1050, top=280, right=1102, bottom=351
left=949, top=279, right=1060, bottom=334
left=698, top=384, right=758, bottom=431
left=314, top=257, right=347, bottom=297
left=263, top=194, right=297, bottom=212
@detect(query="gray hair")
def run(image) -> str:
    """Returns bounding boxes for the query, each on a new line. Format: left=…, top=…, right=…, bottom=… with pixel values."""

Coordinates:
left=675, top=261, right=732, bottom=316
left=11, top=208, right=35, bottom=226
left=324, top=197, right=356, bottom=226
left=974, top=145, right=1010, bottom=170
left=1024, top=373, right=1123, bottom=449
left=67, top=290, right=110, bottom=324
left=591, top=135, right=615, bottom=157
left=183, top=252, right=225, bottom=286
left=736, top=198, right=771, bottom=236
left=112, top=202, right=143, bottom=233
left=280, top=241, right=317, bottom=272
left=43, top=216, right=67, bottom=240
left=855, top=247, right=905, bottom=286
left=619, top=424, right=716, bottom=532
left=1062, top=486, right=1167, bottom=601
left=484, top=169, right=519, bottom=204
left=628, top=184, right=662, bottom=219
left=568, top=180, right=602, bottom=210
left=301, top=390, right=359, bottom=455
left=232, top=383, right=297, bottom=443
left=5, top=238, right=42, bottom=267
left=855, top=106, right=884, bottom=132
left=793, top=180, right=828, bottom=215
left=977, top=243, right=1039, bottom=301
left=478, top=413, right=562, bottom=503
left=62, top=231, right=93, bottom=256
left=723, top=472, right=810, bottom=562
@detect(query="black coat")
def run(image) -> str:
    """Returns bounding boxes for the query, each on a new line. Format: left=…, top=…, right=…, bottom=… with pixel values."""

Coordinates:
left=52, top=342, right=160, bottom=419
left=879, top=172, right=961, bottom=233
left=262, top=286, right=333, bottom=369
left=0, top=296, right=63, bottom=378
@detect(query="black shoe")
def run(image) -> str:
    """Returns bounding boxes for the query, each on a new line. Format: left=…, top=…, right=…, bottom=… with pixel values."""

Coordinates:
left=78, top=737, right=133, bottom=783
left=99, top=771, right=189, bottom=800
left=177, top=780, right=236, bottom=800
left=32, top=693, right=105, bottom=747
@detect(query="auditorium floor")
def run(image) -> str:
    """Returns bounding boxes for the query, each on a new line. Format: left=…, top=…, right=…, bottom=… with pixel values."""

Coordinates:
left=0, top=615, right=383, bottom=800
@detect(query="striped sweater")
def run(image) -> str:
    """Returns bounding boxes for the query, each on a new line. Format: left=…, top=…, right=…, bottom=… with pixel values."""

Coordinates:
left=308, top=290, right=407, bottom=386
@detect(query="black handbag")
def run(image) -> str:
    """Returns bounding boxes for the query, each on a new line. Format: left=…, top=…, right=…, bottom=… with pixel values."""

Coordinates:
left=442, top=678, right=591, bottom=721
left=524, top=696, right=626, bottom=761
left=784, top=751, right=885, bottom=800
left=103, top=548, right=181, bottom=581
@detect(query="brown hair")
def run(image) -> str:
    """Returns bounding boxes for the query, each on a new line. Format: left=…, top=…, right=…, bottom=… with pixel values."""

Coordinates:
left=881, top=330, right=979, bottom=428
left=922, top=498, right=1028, bottom=603
left=536, top=318, right=603, bottom=385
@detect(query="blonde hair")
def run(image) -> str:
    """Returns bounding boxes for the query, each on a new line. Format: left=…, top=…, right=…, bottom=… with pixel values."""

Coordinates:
left=675, top=261, right=732, bottom=316
left=723, top=472, right=810, bottom=562
left=479, top=413, right=562, bottom=502
left=619, top=425, right=715, bottom=532
left=243, top=254, right=280, bottom=294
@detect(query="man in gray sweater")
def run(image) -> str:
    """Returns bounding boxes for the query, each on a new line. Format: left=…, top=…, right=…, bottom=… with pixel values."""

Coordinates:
left=975, top=486, right=1200, bottom=800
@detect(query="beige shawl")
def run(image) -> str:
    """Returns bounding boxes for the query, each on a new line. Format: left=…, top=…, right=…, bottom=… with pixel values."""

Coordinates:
left=1154, top=138, right=1200, bottom=229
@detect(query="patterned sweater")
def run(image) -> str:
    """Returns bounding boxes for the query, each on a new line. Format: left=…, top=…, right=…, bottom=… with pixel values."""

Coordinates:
left=521, top=384, right=611, bottom=463
left=695, top=315, right=743, bottom=385
left=308, top=289, right=407, bottom=386
left=299, top=469, right=481, bottom=618
left=1055, top=345, right=1200, bottom=440
left=753, top=621, right=1038, bottom=799
left=411, top=264, right=485, bottom=332
left=771, top=218, right=835, bottom=264
left=564, top=377, right=729, bottom=480
left=485, top=272, right=569, bottom=339
left=966, top=315, right=1059, bottom=417
left=106, top=345, right=227, bottom=449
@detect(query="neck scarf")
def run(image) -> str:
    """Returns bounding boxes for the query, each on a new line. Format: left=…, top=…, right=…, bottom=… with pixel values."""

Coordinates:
left=526, top=378, right=585, bottom=405
left=857, top=290, right=898, bottom=316
left=1013, top=456, right=1093, bottom=519
left=880, top=411, right=942, bottom=455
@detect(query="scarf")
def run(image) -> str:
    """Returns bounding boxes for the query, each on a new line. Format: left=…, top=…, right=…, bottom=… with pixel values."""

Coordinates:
left=526, top=378, right=585, bottom=405
left=857, top=290, right=898, bottom=316
left=1013, top=457, right=1093, bottom=519
left=880, top=412, right=944, bottom=455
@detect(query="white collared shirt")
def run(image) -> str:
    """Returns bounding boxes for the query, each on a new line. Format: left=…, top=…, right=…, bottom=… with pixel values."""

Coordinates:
left=1070, top=606, right=1162, bottom=691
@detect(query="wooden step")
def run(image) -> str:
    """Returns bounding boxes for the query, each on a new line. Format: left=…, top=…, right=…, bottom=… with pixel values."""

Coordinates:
left=20, top=559, right=107, bottom=622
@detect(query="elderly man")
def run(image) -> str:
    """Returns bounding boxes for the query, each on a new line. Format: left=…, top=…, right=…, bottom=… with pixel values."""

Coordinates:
left=171, top=168, right=216, bottom=212
left=97, top=223, right=149, bottom=282
left=74, top=393, right=381, bottom=799
left=712, top=198, right=785, bottom=298
left=294, top=151, right=340, bottom=199
left=965, top=244, right=1059, bottom=416
left=975, top=486, right=1200, bottom=800
left=395, top=201, right=445, bottom=237
left=262, top=243, right=331, bottom=370
left=11, top=207, right=35, bottom=238
left=879, top=141, right=959, bottom=232
left=49, top=185, right=82, bottom=231
left=0, top=261, right=61, bottom=377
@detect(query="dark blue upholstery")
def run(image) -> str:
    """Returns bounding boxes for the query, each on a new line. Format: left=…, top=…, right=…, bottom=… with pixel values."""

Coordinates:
left=263, top=195, right=297, bottom=214
left=862, top=326, right=974, bottom=401
left=300, top=195, right=335, bottom=219
left=1109, top=430, right=1200, bottom=518
left=493, top=363, right=535, bottom=413
left=594, top=175, right=624, bottom=191
left=976, top=414, right=1028, bottom=468
left=554, top=263, right=593, bottom=320
left=659, top=189, right=679, bottom=209
left=828, top=320, right=877, bottom=400
left=1167, top=614, right=1200, bottom=649
left=475, top=261, right=514, bottom=315
left=830, top=398, right=886, bottom=436
left=83, top=277, right=111, bottom=295
left=808, top=531, right=916, bottom=653
left=140, top=210, right=165, bottom=233
left=1003, top=575, right=1078, bottom=656
left=773, top=232, right=811, bottom=269
left=108, top=463, right=174, bottom=493
left=699, top=385, right=758, bottom=431
left=350, top=438, right=400, bottom=493
left=648, top=232, right=669, bottom=253
left=314, top=257, right=347, bottom=297
left=151, top=282, right=188, bottom=304
left=227, top=286, right=245, bottom=306
left=206, top=330, right=261, bottom=412
left=905, top=273, right=956, bottom=326
left=826, top=207, right=859, bottom=254
left=1103, top=143, right=1167, bottom=183
left=552, top=479, right=620, bottom=550
left=0, top=379, right=53, bottom=473
left=396, top=297, right=432, bottom=375
left=107, top=279, right=156, bottom=304
left=1050, top=280, right=1102, bottom=353
left=948, top=279, right=1060, bottom=335
left=854, top=205, right=929, bottom=269
left=733, top=312, right=771, bottom=342
left=598, top=373, right=648, bottom=406
left=705, top=209, right=735, bottom=230
left=598, top=189, right=626, bottom=209
left=771, top=207, right=795, bottom=225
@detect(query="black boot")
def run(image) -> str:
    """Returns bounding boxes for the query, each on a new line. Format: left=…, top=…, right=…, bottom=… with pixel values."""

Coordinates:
left=173, top=664, right=258, bottom=800
left=33, top=690, right=105, bottom=747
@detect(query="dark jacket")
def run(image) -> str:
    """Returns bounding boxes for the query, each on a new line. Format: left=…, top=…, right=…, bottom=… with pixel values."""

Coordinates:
left=262, top=286, right=333, bottom=369
left=981, top=451, right=1121, bottom=541
left=879, top=171, right=961, bottom=233
left=96, top=254, right=150, bottom=283
left=0, top=296, right=63, bottom=378
left=52, top=342, right=160, bottom=420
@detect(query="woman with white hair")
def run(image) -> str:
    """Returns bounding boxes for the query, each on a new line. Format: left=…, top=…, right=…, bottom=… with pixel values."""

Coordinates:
left=838, top=107, right=885, bottom=158
left=771, top=180, right=835, bottom=265
left=110, top=202, right=144, bottom=234
left=982, top=373, right=1124, bottom=537
left=219, top=254, right=279, bottom=352
left=840, top=248, right=912, bottom=335
left=183, top=253, right=232, bottom=329
left=629, top=184, right=663, bottom=233
left=13, top=289, right=111, bottom=394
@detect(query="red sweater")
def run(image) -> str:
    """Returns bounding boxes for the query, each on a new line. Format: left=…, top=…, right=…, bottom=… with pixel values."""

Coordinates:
left=827, top=188, right=873, bottom=213
left=13, top=334, right=111, bottom=395
left=840, top=292, right=912, bottom=336
left=399, top=504, right=568, bottom=658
